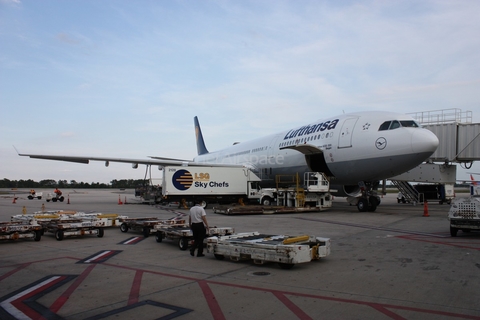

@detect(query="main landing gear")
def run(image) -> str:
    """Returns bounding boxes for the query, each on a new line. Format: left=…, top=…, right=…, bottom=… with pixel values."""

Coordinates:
left=356, top=181, right=381, bottom=212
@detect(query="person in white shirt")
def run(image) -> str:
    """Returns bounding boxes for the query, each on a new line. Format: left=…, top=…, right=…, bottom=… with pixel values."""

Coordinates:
left=189, top=199, right=209, bottom=257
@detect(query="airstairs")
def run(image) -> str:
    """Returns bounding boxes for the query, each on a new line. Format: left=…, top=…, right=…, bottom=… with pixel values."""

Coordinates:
left=390, top=180, right=421, bottom=204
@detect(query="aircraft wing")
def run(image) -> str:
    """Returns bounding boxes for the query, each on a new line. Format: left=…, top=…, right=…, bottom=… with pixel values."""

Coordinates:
left=16, top=151, right=243, bottom=168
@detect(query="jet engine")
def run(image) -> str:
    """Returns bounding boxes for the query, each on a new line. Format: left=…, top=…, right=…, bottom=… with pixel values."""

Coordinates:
left=331, top=184, right=362, bottom=197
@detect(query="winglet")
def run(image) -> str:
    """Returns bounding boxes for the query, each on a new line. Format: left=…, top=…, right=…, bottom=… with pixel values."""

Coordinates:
left=194, top=116, right=209, bottom=155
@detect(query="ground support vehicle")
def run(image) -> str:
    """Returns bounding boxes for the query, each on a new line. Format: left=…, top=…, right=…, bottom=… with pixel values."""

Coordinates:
left=118, top=217, right=171, bottom=237
left=46, top=193, right=65, bottom=202
left=40, top=219, right=106, bottom=241
left=12, top=211, right=128, bottom=228
left=0, top=221, right=43, bottom=241
left=27, top=192, right=43, bottom=200
left=448, top=196, right=480, bottom=237
left=206, top=232, right=331, bottom=269
left=154, top=224, right=235, bottom=250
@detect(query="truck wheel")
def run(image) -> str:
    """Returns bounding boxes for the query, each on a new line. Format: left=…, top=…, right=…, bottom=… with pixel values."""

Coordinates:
left=97, top=228, right=104, bottom=238
left=120, top=223, right=129, bottom=233
left=261, top=197, right=272, bottom=206
left=178, top=237, right=189, bottom=250
left=450, top=226, right=458, bottom=237
left=55, top=230, right=64, bottom=241
left=52, top=198, right=57, bottom=202
left=155, top=232, right=163, bottom=243
left=59, top=196, right=64, bottom=202
left=28, top=195, right=33, bottom=200
left=33, top=230, right=42, bottom=241
left=38, top=196, right=42, bottom=199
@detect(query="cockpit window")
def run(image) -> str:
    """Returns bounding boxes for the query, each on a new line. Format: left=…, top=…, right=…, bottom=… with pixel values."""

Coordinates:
left=379, top=120, right=420, bottom=131
left=379, top=121, right=391, bottom=131
left=400, top=120, right=419, bottom=128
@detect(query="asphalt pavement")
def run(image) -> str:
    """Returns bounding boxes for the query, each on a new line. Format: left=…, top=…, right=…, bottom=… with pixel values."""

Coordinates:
left=0, top=189, right=479, bottom=319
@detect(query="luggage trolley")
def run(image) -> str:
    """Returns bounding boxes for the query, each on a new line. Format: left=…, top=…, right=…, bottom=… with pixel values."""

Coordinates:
left=0, top=221, right=43, bottom=242
left=40, top=218, right=106, bottom=241
left=206, top=232, right=331, bottom=269
left=155, top=223, right=235, bottom=250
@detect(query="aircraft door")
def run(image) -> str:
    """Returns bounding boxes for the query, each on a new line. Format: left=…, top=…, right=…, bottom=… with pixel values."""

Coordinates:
left=338, top=117, right=359, bottom=148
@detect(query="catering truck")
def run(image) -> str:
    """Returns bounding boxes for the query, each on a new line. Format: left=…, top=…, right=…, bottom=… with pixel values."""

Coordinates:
left=161, top=166, right=262, bottom=208
left=159, top=166, right=332, bottom=210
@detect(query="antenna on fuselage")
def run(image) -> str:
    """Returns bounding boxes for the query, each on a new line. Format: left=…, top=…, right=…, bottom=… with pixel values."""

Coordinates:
left=194, top=116, right=209, bottom=155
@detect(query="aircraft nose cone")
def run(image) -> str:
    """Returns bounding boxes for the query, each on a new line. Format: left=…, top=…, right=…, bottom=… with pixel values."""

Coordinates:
left=411, top=129, right=439, bottom=154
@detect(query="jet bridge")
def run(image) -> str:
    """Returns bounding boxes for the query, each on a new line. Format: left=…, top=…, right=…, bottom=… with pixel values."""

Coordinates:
left=390, top=109, right=480, bottom=203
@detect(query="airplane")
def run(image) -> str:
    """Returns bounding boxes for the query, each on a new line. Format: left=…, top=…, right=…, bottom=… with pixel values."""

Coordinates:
left=457, top=173, right=479, bottom=196
left=17, top=110, right=439, bottom=212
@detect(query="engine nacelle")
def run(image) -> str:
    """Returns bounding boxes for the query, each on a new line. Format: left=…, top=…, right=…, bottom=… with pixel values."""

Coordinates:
left=330, top=184, right=361, bottom=197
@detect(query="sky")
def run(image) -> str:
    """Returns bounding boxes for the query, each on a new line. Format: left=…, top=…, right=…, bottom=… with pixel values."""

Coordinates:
left=1, top=0, right=479, bottom=184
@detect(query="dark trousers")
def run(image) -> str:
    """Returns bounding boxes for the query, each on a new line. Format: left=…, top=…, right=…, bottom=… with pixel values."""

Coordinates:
left=191, top=222, right=206, bottom=255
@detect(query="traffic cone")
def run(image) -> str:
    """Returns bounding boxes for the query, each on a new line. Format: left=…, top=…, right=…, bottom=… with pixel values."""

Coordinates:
left=12, top=194, right=17, bottom=204
left=423, top=200, right=429, bottom=217
left=118, top=195, right=123, bottom=205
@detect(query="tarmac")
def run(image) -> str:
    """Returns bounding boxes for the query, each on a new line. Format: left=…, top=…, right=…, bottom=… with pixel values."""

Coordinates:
left=0, top=188, right=479, bottom=320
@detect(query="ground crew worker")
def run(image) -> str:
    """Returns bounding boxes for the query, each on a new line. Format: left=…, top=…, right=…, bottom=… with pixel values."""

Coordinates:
left=189, top=199, right=209, bottom=257
left=30, top=189, right=36, bottom=195
left=54, top=188, right=62, bottom=197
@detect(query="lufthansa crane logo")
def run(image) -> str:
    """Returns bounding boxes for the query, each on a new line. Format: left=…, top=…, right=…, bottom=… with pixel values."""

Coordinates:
left=172, top=170, right=193, bottom=190
left=375, top=137, right=387, bottom=150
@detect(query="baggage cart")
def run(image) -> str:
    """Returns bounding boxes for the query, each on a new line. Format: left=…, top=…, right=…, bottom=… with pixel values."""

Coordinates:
left=0, top=221, right=43, bottom=242
left=206, top=232, right=330, bottom=269
left=40, top=219, right=106, bottom=241
left=154, top=224, right=234, bottom=250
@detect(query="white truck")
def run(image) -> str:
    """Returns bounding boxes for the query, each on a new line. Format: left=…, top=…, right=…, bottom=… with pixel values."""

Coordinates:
left=160, top=166, right=262, bottom=208
left=160, top=166, right=332, bottom=209
left=448, top=196, right=480, bottom=237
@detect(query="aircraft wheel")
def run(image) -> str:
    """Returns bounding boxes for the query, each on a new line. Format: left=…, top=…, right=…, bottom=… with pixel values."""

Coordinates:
left=55, top=230, right=64, bottom=241
left=155, top=232, right=163, bottom=243
left=450, top=226, right=458, bottom=237
left=120, top=223, right=129, bottom=233
left=368, top=196, right=379, bottom=212
left=97, top=228, right=104, bottom=238
left=178, top=237, right=189, bottom=250
left=357, top=198, right=368, bottom=212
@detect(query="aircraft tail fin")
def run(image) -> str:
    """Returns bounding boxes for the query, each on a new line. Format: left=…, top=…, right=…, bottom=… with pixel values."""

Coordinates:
left=194, top=116, right=209, bottom=155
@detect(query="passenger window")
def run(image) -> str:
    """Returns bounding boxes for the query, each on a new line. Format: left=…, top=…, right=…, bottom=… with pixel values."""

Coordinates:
left=379, top=121, right=391, bottom=131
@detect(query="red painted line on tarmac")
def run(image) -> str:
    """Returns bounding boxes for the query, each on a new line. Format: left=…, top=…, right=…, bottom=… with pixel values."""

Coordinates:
left=397, top=234, right=480, bottom=251
left=198, top=280, right=226, bottom=320
left=271, top=291, right=312, bottom=320
left=128, top=270, right=143, bottom=305
left=49, top=264, right=96, bottom=313
left=0, top=263, right=30, bottom=282
left=7, top=276, right=66, bottom=320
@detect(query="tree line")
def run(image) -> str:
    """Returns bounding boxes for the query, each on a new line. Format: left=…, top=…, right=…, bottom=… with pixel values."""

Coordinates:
left=0, top=178, right=148, bottom=189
